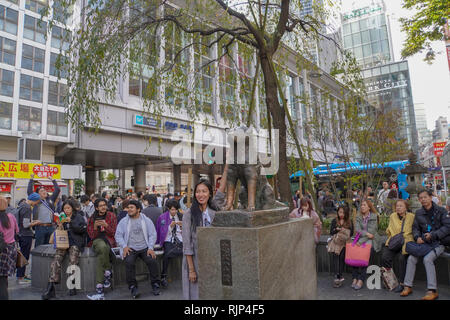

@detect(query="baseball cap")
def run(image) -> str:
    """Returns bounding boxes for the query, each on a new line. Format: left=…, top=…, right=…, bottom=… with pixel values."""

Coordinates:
left=28, top=193, right=41, bottom=202
left=4, top=194, right=12, bottom=198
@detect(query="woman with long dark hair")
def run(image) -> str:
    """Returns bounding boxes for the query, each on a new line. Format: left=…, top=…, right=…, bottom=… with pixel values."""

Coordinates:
left=328, top=205, right=353, bottom=288
left=42, top=199, right=87, bottom=300
left=0, top=196, right=19, bottom=300
left=182, top=179, right=219, bottom=300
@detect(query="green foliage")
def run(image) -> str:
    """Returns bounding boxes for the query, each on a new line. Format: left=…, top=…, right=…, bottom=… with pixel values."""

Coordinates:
left=322, top=217, right=332, bottom=232
left=99, top=171, right=105, bottom=182
left=378, top=214, right=390, bottom=233
left=74, top=179, right=84, bottom=195
left=106, top=173, right=117, bottom=181
left=400, top=0, right=450, bottom=62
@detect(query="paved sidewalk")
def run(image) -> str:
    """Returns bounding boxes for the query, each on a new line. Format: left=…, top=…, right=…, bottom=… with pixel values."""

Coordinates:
left=7, top=273, right=450, bottom=300
left=317, top=273, right=450, bottom=300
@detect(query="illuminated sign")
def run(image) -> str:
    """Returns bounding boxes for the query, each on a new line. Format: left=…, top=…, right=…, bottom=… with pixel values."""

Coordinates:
left=133, top=114, right=193, bottom=133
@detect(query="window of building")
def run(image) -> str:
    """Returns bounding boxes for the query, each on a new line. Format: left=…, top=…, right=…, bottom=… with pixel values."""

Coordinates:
left=21, top=44, right=45, bottom=73
left=344, top=35, right=352, bottom=48
left=51, top=26, right=71, bottom=51
left=47, top=110, right=67, bottom=136
left=362, top=44, right=371, bottom=57
left=343, top=23, right=351, bottom=35
left=20, top=74, right=43, bottom=102
left=0, top=68, right=14, bottom=97
left=0, top=101, right=12, bottom=129
left=5, top=0, right=18, bottom=4
left=354, top=46, right=363, bottom=60
left=48, top=80, right=66, bottom=106
left=361, top=30, right=370, bottom=44
left=0, top=5, right=18, bottom=35
left=219, top=54, right=237, bottom=121
left=390, top=63, right=399, bottom=73
left=18, top=105, right=41, bottom=133
left=0, top=37, right=16, bottom=65
left=288, top=76, right=296, bottom=120
left=359, top=18, right=368, bottom=30
left=52, top=0, right=73, bottom=24
left=50, top=53, right=68, bottom=78
left=351, top=21, right=359, bottom=33
left=25, top=0, right=48, bottom=14
left=23, top=15, right=47, bottom=44
left=352, top=33, right=361, bottom=46
left=193, top=36, right=213, bottom=114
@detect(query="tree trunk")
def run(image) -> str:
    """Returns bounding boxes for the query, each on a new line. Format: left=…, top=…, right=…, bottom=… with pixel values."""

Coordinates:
left=259, top=54, right=292, bottom=210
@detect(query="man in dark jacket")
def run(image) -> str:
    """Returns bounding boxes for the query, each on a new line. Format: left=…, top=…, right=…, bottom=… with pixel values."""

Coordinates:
left=142, top=194, right=162, bottom=227
left=27, top=175, right=61, bottom=247
left=401, top=189, right=450, bottom=300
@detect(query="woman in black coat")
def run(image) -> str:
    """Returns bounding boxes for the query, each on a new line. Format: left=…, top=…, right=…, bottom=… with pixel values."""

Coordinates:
left=42, top=199, right=87, bottom=300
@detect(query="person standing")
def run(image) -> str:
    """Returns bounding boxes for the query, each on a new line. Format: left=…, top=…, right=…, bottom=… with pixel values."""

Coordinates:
left=86, top=198, right=118, bottom=300
left=117, top=199, right=130, bottom=223
left=377, top=181, right=391, bottom=214
left=142, top=194, right=162, bottom=227
left=27, top=175, right=60, bottom=247
left=80, top=195, right=95, bottom=219
left=41, top=200, right=87, bottom=300
left=15, top=193, right=41, bottom=284
left=400, top=190, right=450, bottom=300
left=182, top=180, right=218, bottom=300
left=0, top=196, right=19, bottom=300
left=115, top=200, right=161, bottom=298
left=328, top=206, right=353, bottom=288
left=157, top=194, right=163, bottom=208
left=289, top=197, right=322, bottom=244
left=351, top=200, right=380, bottom=290
left=381, top=199, right=414, bottom=293
left=3, top=194, right=14, bottom=215
left=156, top=199, right=183, bottom=288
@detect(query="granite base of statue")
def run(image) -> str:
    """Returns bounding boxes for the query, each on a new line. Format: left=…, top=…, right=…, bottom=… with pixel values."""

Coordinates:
left=197, top=206, right=318, bottom=300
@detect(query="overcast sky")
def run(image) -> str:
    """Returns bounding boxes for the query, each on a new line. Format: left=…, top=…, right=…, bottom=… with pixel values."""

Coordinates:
left=339, top=0, right=450, bottom=130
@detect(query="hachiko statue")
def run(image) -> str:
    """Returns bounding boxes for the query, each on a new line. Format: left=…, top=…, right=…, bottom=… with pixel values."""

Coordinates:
left=224, top=126, right=280, bottom=211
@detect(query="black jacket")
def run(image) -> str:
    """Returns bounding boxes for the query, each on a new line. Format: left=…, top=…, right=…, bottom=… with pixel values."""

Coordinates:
left=62, top=211, right=87, bottom=251
left=330, top=218, right=354, bottom=237
left=412, top=203, right=450, bottom=246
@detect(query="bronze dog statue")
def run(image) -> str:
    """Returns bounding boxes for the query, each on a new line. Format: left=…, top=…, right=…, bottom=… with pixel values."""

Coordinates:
left=224, top=126, right=278, bottom=211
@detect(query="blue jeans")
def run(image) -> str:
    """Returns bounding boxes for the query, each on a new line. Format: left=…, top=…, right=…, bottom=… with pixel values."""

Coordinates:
left=35, top=226, right=55, bottom=248
left=16, top=236, right=33, bottom=278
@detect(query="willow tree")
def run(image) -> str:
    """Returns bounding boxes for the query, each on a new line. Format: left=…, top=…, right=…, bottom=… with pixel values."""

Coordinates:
left=47, top=0, right=362, bottom=209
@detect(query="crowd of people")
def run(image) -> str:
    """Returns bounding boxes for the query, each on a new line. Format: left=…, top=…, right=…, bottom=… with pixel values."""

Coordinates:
left=1, top=168, right=450, bottom=301
left=0, top=165, right=229, bottom=301
left=325, top=191, right=450, bottom=300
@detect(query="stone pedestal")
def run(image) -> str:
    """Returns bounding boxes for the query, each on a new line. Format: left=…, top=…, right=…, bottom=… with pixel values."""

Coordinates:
left=197, top=217, right=317, bottom=300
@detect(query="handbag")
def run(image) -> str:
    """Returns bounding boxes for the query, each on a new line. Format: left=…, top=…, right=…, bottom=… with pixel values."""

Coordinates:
left=51, top=226, right=70, bottom=250
left=380, top=267, right=399, bottom=291
left=16, top=244, right=28, bottom=268
left=345, top=233, right=372, bottom=267
left=405, top=241, right=439, bottom=257
left=388, top=217, right=406, bottom=251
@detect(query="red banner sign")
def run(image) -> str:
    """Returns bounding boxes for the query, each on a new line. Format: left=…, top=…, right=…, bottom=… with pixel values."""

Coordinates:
left=0, top=183, right=11, bottom=192
left=32, top=165, right=59, bottom=179
left=434, top=142, right=447, bottom=157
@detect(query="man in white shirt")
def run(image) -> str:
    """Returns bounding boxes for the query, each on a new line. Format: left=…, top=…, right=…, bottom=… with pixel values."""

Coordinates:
left=377, top=181, right=390, bottom=213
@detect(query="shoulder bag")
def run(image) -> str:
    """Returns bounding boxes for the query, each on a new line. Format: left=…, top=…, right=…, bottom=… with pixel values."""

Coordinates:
left=388, top=216, right=406, bottom=251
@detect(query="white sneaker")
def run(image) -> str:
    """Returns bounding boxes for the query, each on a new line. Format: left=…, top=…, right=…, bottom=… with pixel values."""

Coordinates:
left=87, top=293, right=105, bottom=300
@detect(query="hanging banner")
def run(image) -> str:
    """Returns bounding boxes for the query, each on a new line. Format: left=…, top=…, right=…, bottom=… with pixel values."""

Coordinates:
left=0, top=161, right=61, bottom=179
left=433, top=142, right=447, bottom=157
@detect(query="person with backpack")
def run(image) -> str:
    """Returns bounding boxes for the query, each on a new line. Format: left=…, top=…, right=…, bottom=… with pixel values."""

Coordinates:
left=27, top=175, right=60, bottom=247
left=400, top=189, right=450, bottom=300
left=15, top=193, right=42, bottom=284
left=0, top=196, right=19, bottom=300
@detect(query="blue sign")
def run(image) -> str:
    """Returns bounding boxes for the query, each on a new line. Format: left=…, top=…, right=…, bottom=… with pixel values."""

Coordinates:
left=134, top=115, right=161, bottom=129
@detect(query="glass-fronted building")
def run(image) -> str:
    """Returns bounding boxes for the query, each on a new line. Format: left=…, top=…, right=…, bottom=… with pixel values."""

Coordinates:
left=363, top=60, right=419, bottom=153
left=341, top=1, right=394, bottom=69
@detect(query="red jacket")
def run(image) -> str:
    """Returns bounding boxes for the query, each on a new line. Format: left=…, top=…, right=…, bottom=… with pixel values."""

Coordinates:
left=87, top=211, right=117, bottom=248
